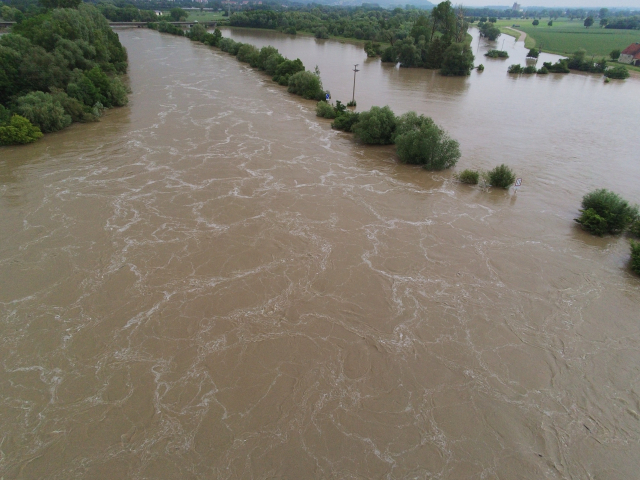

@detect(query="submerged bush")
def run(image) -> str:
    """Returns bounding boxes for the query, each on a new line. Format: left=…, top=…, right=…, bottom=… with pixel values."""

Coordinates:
left=575, top=189, right=638, bottom=235
left=331, top=111, right=360, bottom=131
left=440, top=43, right=474, bottom=76
left=219, top=38, right=243, bottom=55
left=485, top=49, right=509, bottom=58
left=287, top=70, right=325, bottom=100
left=393, top=112, right=460, bottom=170
left=381, top=46, right=397, bottom=63
left=236, top=44, right=260, bottom=64
left=352, top=106, right=396, bottom=144
left=486, top=164, right=516, bottom=189
left=255, top=46, right=279, bottom=70
left=456, top=169, right=479, bottom=184
left=523, top=65, right=537, bottom=74
left=264, top=52, right=286, bottom=76
left=508, top=64, right=523, bottom=74
left=605, top=66, right=630, bottom=80
left=543, top=60, right=570, bottom=73
left=273, top=58, right=304, bottom=85
left=631, top=241, right=640, bottom=275
left=316, top=100, right=336, bottom=119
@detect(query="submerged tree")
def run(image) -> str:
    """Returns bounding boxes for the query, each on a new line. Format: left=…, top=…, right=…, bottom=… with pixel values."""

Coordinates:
left=394, top=112, right=460, bottom=170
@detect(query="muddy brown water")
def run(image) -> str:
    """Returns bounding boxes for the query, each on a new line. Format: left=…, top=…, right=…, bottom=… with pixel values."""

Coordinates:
left=0, top=27, right=639, bottom=479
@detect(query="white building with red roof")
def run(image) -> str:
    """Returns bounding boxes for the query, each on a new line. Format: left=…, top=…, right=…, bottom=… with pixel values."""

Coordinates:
left=619, top=43, right=640, bottom=66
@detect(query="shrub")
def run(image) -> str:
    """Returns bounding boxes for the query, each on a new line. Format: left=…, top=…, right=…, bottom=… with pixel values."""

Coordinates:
left=256, top=46, right=279, bottom=70
left=316, top=100, right=336, bottom=119
left=364, top=41, right=382, bottom=57
left=187, top=24, right=208, bottom=42
left=604, top=66, right=630, bottom=79
left=456, top=169, right=479, bottom=184
left=346, top=100, right=356, bottom=107
left=15, top=91, right=72, bottom=133
left=523, top=65, right=537, bottom=74
left=486, top=164, right=516, bottom=188
left=477, top=64, right=484, bottom=71
left=537, top=66, right=549, bottom=74
left=331, top=111, right=359, bottom=131
left=508, top=64, right=523, bottom=74
left=629, top=218, right=640, bottom=238
left=273, top=58, right=304, bottom=85
left=610, top=49, right=621, bottom=60
left=575, top=189, right=638, bottom=235
left=394, top=112, right=460, bottom=170
left=264, top=53, right=285, bottom=76
left=352, top=106, right=396, bottom=144
left=219, top=38, right=243, bottom=55
left=527, top=48, right=539, bottom=58
left=631, top=241, right=640, bottom=275
left=0, top=114, right=43, bottom=145
left=288, top=70, right=325, bottom=100
left=485, top=49, right=509, bottom=58
left=544, top=60, right=570, bottom=73
left=236, top=44, right=259, bottom=64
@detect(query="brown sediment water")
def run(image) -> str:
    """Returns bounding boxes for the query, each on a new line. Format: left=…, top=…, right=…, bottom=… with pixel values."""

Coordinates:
left=0, top=27, right=639, bottom=479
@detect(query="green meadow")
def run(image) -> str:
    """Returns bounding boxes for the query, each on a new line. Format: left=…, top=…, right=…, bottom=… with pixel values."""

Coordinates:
left=186, top=11, right=227, bottom=22
left=493, top=18, right=640, bottom=57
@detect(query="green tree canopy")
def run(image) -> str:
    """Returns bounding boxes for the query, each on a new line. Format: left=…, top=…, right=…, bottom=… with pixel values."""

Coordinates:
left=393, top=112, right=460, bottom=170
left=352, top=106, right=396, bottom=144
left=169, top=8, right=187, bottom=22
left=15, top=91, right=72, bottom=133
left=440, top=43, right=474, bottom=76
left=0, top=114, right=44, bottom=145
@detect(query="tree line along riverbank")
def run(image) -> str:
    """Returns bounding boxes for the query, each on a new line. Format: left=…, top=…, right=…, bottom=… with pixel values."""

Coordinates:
left=0, top=2, right=129, bottom=146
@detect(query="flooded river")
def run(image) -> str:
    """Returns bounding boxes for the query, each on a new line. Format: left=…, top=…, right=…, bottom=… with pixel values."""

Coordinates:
left=1, top=27, right=639, bottom=479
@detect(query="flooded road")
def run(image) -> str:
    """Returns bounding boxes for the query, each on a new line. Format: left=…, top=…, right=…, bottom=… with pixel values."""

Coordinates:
left=1, top=28, right=639, bottom=479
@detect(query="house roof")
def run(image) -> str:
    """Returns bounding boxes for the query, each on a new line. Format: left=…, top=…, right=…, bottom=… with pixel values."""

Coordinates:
left=621, top=43, right=640, bottom=57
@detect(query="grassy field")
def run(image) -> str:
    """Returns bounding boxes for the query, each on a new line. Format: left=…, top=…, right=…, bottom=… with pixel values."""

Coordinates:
left=493, top=18, right=640, bottom=57
left=185, top=11, right=226, bottom=22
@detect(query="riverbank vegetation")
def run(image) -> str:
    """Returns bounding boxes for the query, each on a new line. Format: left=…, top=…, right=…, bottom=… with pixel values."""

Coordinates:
left=0, top=2, right=129, bottom=146
left=316, top=101, right=460, bottom=171
left=152, top=21, right=327, bottom=102
left=226, top=1, right=474, bottom=75
left=631, top=241, right=640, bottom=275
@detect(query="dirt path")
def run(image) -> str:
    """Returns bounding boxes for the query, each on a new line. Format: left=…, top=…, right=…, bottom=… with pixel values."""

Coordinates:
left=505, top=27, right=527, bottom=43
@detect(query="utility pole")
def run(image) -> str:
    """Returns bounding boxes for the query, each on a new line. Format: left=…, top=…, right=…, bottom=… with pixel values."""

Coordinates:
left=352, top=64, right=359, bottom=104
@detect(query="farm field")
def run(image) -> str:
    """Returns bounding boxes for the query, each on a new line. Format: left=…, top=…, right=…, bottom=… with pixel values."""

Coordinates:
left=493, top=18, right=639, bottom=56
